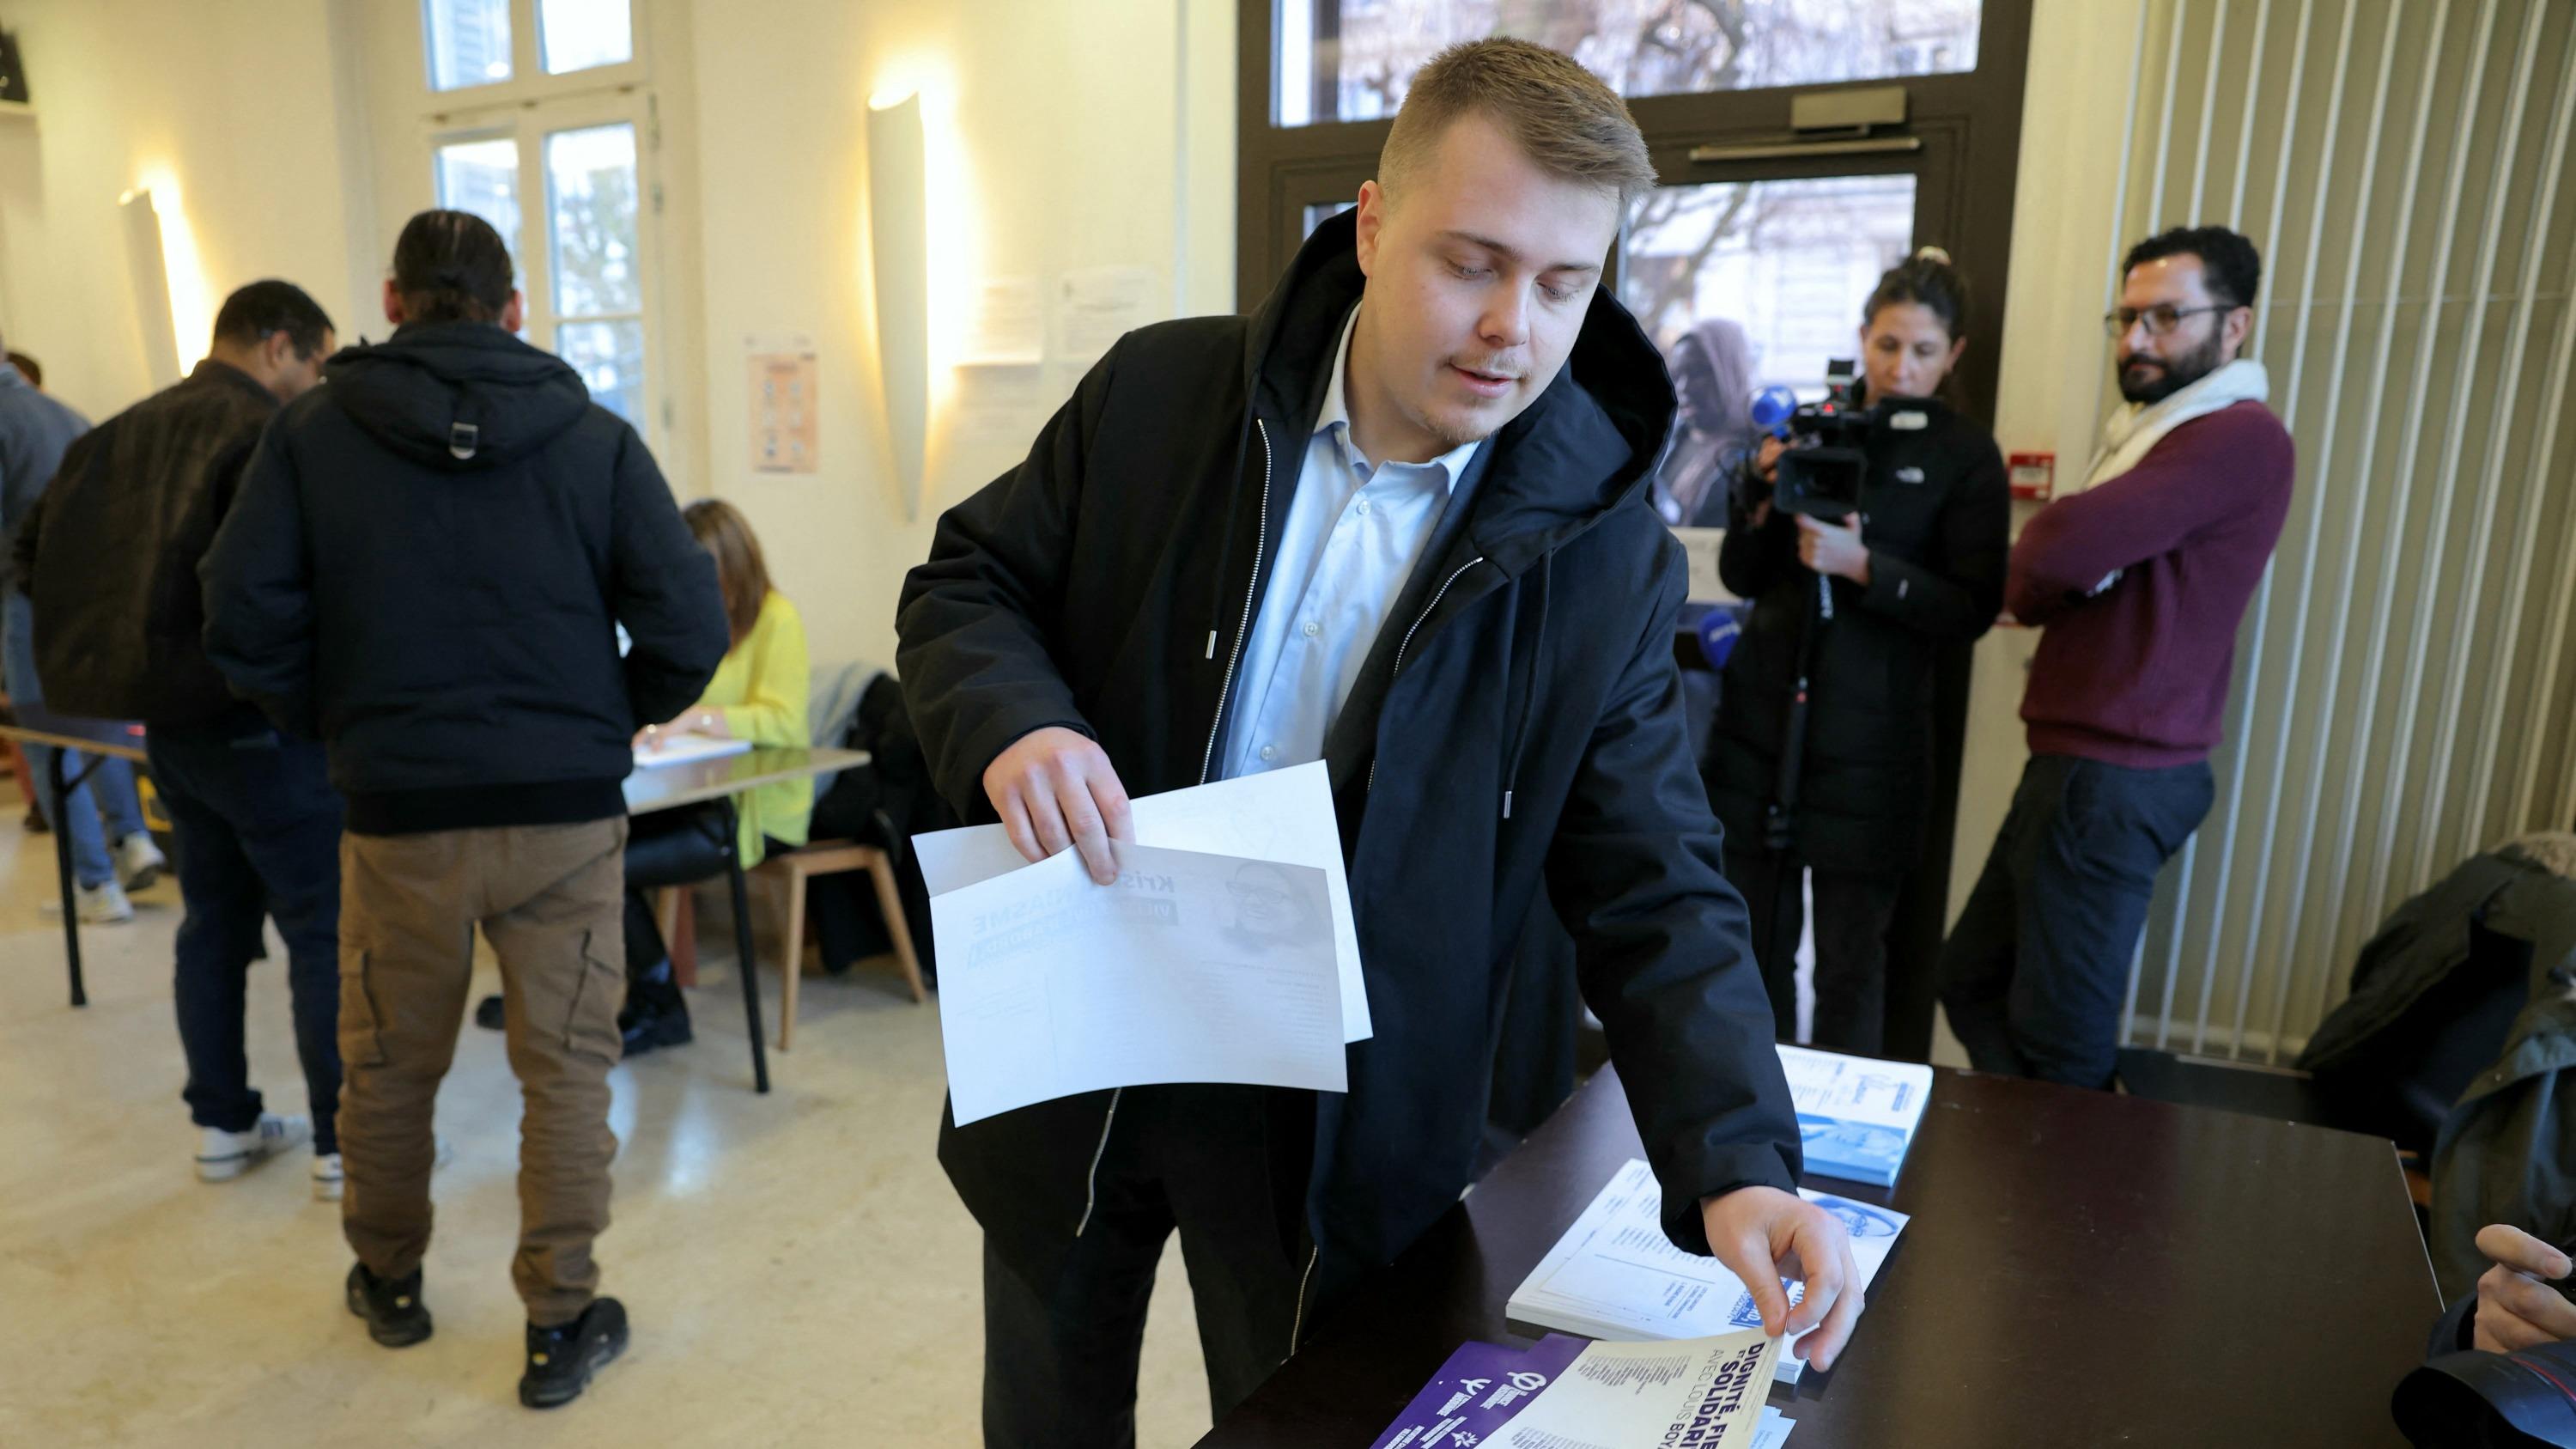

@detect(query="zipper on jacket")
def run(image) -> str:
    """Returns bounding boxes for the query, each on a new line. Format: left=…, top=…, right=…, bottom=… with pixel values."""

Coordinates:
left=1084, top=422, right=1273, bottom=1241
left=1073, top=1087, right=1124, bottom=1237
left=1366, top=557, right=1486, bottom=793
left=1198, top=418, right=1273, bottom=788
left=1287, top=1243, right=1321, bottom=1357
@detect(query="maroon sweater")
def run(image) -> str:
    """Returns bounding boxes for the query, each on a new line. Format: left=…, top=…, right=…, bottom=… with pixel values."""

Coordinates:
left=2008, top=400, right=2294, bottom=769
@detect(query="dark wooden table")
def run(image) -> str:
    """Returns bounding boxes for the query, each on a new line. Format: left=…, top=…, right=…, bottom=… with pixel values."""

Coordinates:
left=1200, top=1064, right=2442, bottom=1447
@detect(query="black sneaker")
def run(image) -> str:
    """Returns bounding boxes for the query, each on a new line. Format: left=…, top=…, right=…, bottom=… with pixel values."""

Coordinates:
left=519, top=1297, right=629, bottom=1409
left=345, top=1263, right=433, bottom=1348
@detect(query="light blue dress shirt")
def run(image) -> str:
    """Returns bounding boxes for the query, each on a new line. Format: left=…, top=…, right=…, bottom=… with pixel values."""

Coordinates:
left=1221, top=306, right=1484, bottom=780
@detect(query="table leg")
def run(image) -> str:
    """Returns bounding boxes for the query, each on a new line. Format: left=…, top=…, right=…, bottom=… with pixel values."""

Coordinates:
left=51, top=750, right=82, bottom=1008
left=722, top=798, right=769, bottom=1094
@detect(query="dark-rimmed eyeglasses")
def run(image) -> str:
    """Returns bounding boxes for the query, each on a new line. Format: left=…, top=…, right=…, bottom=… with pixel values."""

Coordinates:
left=2105, top=303, right=2235, bottom=338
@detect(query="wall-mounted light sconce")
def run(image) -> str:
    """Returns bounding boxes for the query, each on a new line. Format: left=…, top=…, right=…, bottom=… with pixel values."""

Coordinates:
left=867, top=89, right=929, bottom=521
left=118, top=188, right=182, bottom=388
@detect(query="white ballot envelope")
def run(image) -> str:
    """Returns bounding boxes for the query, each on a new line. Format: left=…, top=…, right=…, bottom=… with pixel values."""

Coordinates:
left=913, top=760, right=1371, bottom=1042
left=932, top=840, right=1347, bottom=1126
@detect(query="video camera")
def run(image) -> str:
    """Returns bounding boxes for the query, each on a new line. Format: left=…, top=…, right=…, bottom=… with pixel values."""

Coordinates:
left=1748, top=360, right=1868, bottom=520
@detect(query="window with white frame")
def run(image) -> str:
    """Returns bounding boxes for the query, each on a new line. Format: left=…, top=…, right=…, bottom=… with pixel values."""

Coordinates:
left=419, top=0, right=659, bottom=445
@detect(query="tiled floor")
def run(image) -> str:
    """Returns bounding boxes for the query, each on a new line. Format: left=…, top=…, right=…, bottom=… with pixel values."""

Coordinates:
left=0, top=822, right=1212, bottom=1447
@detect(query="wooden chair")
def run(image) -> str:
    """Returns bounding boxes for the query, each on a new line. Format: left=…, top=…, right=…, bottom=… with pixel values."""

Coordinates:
left=750, top=839, right=927, bottom=1049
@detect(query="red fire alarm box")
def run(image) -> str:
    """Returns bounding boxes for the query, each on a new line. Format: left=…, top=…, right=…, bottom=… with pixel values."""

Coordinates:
left=2008, top=451, right=2056, bottom=501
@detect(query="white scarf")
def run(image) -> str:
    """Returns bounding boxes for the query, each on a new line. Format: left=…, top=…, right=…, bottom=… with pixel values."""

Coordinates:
left=2081, top=357, right=2272, bottom=490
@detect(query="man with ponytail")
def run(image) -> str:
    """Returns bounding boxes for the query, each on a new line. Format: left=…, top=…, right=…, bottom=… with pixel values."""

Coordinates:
left=202, top=209, right=728, bottom=1407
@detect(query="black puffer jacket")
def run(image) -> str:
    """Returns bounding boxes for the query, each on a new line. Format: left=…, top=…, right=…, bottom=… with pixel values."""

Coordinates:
left=899, top=210, right=1797, bottom=1306
left=15, top=361, right=276, bottom=728
left=1704, top=398, right=2008, bottom=873
left=201, top=322, right=727, bottom=834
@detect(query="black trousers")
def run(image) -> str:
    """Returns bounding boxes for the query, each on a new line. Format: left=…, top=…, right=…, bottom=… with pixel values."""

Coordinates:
left=1936, top=753, right=2215, bottom=1089
left=981, top=1085, right=1307, bottom=1449
left=150, top=725, right=344, bottom=1154
left=1723, top=845, right=1907, bottom=1056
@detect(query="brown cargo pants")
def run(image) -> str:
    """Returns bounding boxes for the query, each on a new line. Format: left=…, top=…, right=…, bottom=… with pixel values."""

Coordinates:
left=337, top=817, right=629, bottom=1328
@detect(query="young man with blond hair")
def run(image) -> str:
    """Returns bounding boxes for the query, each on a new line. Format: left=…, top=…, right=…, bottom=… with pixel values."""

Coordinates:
left=902, top=39, right=1858, bottom=1444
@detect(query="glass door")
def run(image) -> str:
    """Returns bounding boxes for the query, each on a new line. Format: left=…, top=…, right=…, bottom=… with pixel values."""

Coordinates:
left=429, top=98, right=659, bottom=447
left=1622, top=170, right=1920, bottom=526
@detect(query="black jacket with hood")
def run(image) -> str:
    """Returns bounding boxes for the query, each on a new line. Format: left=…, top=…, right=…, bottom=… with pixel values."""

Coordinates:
left=201, top=322, right=728, bottom=834
left=897, top=210, right=1799, bottom=1312
left=1706, top=397, right=2008, bottom=873
left=15, top=360, right=281, bottom=729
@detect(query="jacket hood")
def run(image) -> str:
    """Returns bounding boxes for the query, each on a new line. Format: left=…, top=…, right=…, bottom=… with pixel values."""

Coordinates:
left=1242, top=209, right=1679, bottom=575
left=323, top=321, right=592, bottom=471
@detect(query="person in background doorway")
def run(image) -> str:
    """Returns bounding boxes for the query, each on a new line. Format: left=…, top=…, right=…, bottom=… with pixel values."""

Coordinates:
left=1937, top=224, right=2293, bottom=1090
left=15, top=282, right=349, bottom=1192
left=617, top=497, right=811, bottom=1054
left=1651, top=318, right=1757, bottom=528
left=201, top=209, right=726, bottom=1409
left=7, top=350, right=44, bottom=388
left=1704, top=249, right=2009, bottom=1058
left=0, top=327, right=162, bottom=922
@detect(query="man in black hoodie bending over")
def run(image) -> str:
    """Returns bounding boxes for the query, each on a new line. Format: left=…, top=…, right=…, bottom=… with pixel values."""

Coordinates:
left=202, top=210, right=727, bottom=1409
left=899, top=40, right=1859, bottom=1444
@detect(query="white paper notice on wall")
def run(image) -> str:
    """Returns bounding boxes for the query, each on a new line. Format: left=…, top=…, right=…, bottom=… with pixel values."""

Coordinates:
left=963, top=276, right=1045, bottom=366
left=1673, top=527, right=1735, bottom=604
left=951, top=362, right=1048, bottom=450
left=1059, top=265, right=1163, bottom=363
left=746, top=332, right=818, bottom=474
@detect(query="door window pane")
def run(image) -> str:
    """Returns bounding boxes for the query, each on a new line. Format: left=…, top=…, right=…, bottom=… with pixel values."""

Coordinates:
left=1276, top=0, right=1980, bottom=126
left=558, top=320, right=646, bottom=426
left=1303, top=199, right=1358, bottom=237
left=541, top=0, right=635, bottom=74
left=434, top=138, right=524, bottom=265
left=545, top=124, right=641, bottom=316
left=425, top=0, right=513, bottom=90
left=1620, top=174, right=1916, bottom=523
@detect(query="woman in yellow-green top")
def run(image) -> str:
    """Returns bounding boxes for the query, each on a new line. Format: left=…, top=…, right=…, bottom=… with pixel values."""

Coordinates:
left=644, top=499, right=813, bottom=864
left=620, top=499, right=811, bottom=1055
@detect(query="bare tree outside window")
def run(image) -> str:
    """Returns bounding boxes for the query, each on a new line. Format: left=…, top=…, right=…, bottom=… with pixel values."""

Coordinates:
left=1278, top=0, right=1981, bottom=125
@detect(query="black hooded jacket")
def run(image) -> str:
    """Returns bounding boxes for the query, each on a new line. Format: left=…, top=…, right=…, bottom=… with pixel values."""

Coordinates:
left=1706, top=397, right=2008, bottom=873
left=897, top=210, right=1799, bottom=1306
left=201, top=322, right=727, bottom=834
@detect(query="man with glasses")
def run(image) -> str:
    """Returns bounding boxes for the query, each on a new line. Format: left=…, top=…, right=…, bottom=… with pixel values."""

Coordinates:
left=1936, top=224, right=2292, bottom=1090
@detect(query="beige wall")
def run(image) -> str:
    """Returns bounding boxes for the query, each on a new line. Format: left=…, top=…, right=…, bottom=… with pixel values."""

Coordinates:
left=1947, top=0, right=2149, bottom=916
left=0, top=0, right=368, bottom=421
left=681, top=0, right=1236, bottom=674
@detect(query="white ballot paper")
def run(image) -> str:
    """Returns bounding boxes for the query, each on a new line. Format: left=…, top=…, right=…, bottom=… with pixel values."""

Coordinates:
left=1502, top=1330, right=1780, bottom=1449
left=913, top=761, right=1371, bottom=1042
left=631, top=734, right=753, bottom=769
left=932, top=839, right=1346, bottom=1126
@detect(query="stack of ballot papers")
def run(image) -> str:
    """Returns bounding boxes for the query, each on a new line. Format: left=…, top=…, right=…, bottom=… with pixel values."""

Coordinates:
left=913, top=762, right=1370, bottom=1126
left=632, top=734, right=754, bottom=768
left=1371, top=1329, right=1795, bottom=1449
left=1505, top=1158, right=1908, bottom=1387
left=1776, top=1044, right=1934, bottom=1188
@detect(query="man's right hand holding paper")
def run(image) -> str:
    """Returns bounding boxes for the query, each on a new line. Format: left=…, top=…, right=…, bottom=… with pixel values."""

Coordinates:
left=984, top=726, right=1135, bottom=886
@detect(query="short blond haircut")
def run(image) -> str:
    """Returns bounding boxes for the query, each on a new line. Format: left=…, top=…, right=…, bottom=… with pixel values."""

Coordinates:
left=1379, top=38, right=1657, bottom=213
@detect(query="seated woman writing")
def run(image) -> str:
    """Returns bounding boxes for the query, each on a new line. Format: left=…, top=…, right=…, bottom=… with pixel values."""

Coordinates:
left=620, top=499, right=811, bottom=1052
